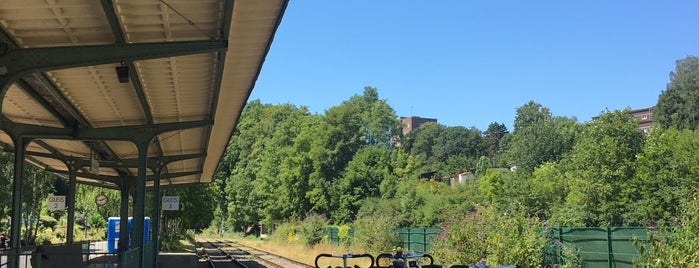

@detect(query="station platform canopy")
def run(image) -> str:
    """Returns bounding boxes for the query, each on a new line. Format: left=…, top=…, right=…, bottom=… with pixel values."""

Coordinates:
left=0, top=0, right=288, bottom=188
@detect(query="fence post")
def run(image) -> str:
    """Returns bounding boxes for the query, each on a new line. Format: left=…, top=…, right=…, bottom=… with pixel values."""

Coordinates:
left=422, top=227, right=427, bottom=253
left=607, top=227, right=613, bottom=268
left=558, top=227, right=563, bottom=265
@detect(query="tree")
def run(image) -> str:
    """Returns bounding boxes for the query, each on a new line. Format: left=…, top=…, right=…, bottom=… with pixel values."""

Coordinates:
left=332, top=145, right=389, bottom=223
left=21, top=165, right=56, bottom=245
left=483, top=122, right=508, bottom=167
left=307, top=87, right=401, bottom=220
left=553, top=109, right=644, bottom=226
left=654, top=56, right=699, bottom=130
left=505, top=101, right=578, bottom=174
left=625, top=128, right=699, bottom=225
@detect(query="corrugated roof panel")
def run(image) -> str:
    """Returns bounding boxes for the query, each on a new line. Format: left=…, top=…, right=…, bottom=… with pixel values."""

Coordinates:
left=48, top=65, right=148, bottom=127
left=0, top=0, right=287, bottom=186
left=38, top=139, right=92, bottom=158
left=26, top=155, right=65, bottom=171
left=137, top=53, right=216, bottom=123
left=201, top=0, right=286, bottom=183
left=104, top=140, right=157, bottom=159
left=165, top=158, right=200, bottom=173
left=158, top=127, right=206, bottom=155
left=3, top=86, right=63, bottom=127
left=0, top=0, right=113, bottom=47
left=115, top=0, right=222, bottom=42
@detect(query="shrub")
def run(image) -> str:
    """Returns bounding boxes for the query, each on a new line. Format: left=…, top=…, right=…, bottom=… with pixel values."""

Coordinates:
left=39, top=215, right=58, bottom=230
left=337, top=224, right=352, bottom=246
left=352, top=214, right=400, bottom=254
left=270, top=221, right=298, bottom=244
left=298, top=213, right=327, bottom=246
left=634, top=194, right=699, bottom=267
left=429, top=205, right=546, bottom=267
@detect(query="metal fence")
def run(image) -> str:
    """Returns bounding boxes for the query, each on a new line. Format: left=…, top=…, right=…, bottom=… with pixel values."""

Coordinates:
left=325, top=226, right=651, bottom=267
left=544, top=227, right=648, bottom=268
left=395, top=227, right=440, bottom=253
left=323, top=227, right=354, bottom=245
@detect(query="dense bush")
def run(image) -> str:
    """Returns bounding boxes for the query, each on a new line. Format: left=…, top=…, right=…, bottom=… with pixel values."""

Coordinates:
left=39, top=215, right=58, bottom=230
left=429, top=205, right=546, bottom=267
left=337, top=224, right=352, bottom=246
left=270, top=221, right=298, bottom=244
left=634, top=194, right=699, bottom=267
left=298, top=213, right=328, bottom=246
left=352, top=214, right=400, bottom=254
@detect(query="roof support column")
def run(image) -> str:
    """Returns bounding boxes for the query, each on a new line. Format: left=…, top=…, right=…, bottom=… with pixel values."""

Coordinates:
left=133, top=140, right=149, bottom=268
left=8, top=136, right=29, bottom=268
left=147, top=163, right=163, bottom=268
left=118, top=181, right=130, bottom=255
left=66, top=161, right=78, bottom=244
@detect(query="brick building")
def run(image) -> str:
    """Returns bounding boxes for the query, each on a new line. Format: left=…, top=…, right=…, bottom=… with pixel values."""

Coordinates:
left=400, top=116, right=437, bottom=135
left=593, top=107, right=654, bottom=133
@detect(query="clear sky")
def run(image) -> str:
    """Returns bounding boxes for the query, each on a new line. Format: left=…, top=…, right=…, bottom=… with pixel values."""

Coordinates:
left=250, top=1, right=699, bottom=131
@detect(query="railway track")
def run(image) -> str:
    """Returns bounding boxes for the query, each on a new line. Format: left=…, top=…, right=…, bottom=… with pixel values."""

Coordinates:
left=198, top=239, right=314, bottom=268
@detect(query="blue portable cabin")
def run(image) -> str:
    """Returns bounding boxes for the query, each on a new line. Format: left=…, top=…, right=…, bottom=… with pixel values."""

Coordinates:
left=106, top=217, right=151, bottom=253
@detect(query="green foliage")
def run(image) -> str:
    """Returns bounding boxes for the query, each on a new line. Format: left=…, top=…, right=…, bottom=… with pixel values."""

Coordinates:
left=39, top=215, right=58, bottom=230
left=160, top=226, right=195, bottom=252
left=270, top=221, right=299, bottom=244
left=337, top=224, right=352, bottom=246
left=298, top=213, right=328, bottom=246
left=654, top=56, right=699, bottom=130
left=475, top=156, right=491, bottom=176
left=626, top=128, right=699, bottom=225
left=477, top=169, right=511, bottom=204
left=554, top=109, right=643, bottom=226
left=429, top=205, right=546, bottom=267
left=525, top=162, right=567, bottom=220
left=332, top=145, right=389, bottom=223
left=634, top=194, right=699, bottom=267
left=505, top=101, right=578, bottom=174
left=162, top=184, right=216, bottom=231
left=352, top=214, right=400, bottom=254
left=402, top=123, right=486, bottom=178
left=87, top=211, right=106, bottom=229
left=483, top=122, right=509, bottom=167
left=558, top=244, right=583, bottom=268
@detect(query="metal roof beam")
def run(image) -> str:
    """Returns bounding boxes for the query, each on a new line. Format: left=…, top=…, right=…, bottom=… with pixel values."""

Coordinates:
left=3, top=117, right=212, bottom=141
left=99, top=0, right=126, bottom=44
left=160, top=170, right=202, bottom=179
left=0, top=40, right=227, bottom=81
left=26, top=150, right=204, bottom=169
left=46, top=168, right=121, bottom=185
left=13, top=79, right=71, bottom=127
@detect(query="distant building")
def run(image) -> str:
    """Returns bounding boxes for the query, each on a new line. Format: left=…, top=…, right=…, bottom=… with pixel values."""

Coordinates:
left=401, top=116, right=437, bottom=135
left=592, top=107, right=654, bottom=133
left=629, top=107, right=654, bottom=133
left=451, top=171, right=475, bottom=186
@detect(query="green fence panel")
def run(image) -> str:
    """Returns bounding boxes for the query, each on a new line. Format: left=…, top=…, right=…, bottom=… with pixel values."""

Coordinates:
left=324, top=227, right=340, bottom=245
left=395, top=227, right=440, bottom=253
left=545, top=227, right=648, bottom=268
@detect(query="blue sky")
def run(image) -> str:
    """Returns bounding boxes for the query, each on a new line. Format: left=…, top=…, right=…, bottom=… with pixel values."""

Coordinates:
left=250, top=1, right=699, bottom=131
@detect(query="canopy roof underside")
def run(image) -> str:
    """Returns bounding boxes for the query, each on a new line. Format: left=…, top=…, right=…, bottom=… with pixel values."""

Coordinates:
left=0, top=0, right=287, bottom=188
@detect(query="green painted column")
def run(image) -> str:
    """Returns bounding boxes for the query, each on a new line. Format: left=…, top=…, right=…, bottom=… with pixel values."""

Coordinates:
left=133, top=141, right=148, bottom=268
left=66, top=161, right=77, bottom=244
left=149, top=164, right=163, bottom=268
left=118, top=183, right=130, bottom=254
left=8, top=137, right=28, bottom=268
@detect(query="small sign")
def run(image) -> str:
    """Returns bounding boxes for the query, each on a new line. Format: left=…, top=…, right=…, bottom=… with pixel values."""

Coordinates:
left=48, top=195, right=66, bottom=211
left=162, top=196, right=180, bottom=211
